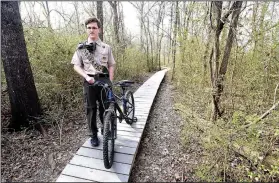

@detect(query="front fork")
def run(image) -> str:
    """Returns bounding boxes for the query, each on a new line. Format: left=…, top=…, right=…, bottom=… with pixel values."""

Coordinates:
left=112, top=109, right=117, bottom=140
left=107, top=90, right=117, bottom=140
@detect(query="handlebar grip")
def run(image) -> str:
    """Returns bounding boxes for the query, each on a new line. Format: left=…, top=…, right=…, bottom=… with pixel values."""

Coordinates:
left=93, top=81, right=109, bottom=88
left=93, top=81, right=101, bottom=86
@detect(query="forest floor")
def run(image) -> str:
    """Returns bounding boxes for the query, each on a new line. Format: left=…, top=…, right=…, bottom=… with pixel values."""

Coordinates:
left=129, top=73, right=199, bottom=182
left=1, top=71, right=200, bottom=182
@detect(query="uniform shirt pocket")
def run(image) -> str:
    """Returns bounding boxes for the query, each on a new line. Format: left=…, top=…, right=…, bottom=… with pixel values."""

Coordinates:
left=100, top=53, right=108, bottom=66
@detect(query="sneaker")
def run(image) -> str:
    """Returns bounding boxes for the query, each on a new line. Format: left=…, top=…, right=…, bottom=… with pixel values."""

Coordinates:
left=90, top=135, right=99, bottom=147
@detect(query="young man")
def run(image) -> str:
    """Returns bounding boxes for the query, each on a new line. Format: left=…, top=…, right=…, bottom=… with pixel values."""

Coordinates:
left=71, top=17, right=116, bottom=147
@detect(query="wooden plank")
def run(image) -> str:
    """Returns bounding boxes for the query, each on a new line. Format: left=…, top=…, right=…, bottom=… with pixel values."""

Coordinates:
left=70, top=155, right=131, bottom=175
left=117, top=125, right=143, bottom=133
left=135, top=96, right=154, bottom=99
left=135, top=116, right=148, bottom=120
left=135, top=110, right=150, bottom=114
left=135, top=122, right=148, bottom=125
left=117, top=124, right=144, bottom=130
left=134, top=97, right=155, bottom=101
left=133, top=119, right=148, bottom=123
left=134, top=93, right=157, bottom=96
left=134, top=104, right=152, bottom=107
left=135, top=113, right=149, bottom=117
left=135, top=101, right=152, bottom=104
left=76, top=147, right=134, bottom=164
left=118, top=123, right=145, bottom=127
left=134, top=97, right=155, bottom=100
left=117, top=130, right=142, bottom=138
left=134, top=100, right=153, bottom=103
left=118, top=122, right=145, bottom=129
left=56, top=175, right=93, bottom=182
left=61, top=164, right=129, bottom=182
left=134, top=112, right=150, bottom=115
left=134, top=93, right=156, bottom=96
left=114, top=136, right=139, bottom=148
left=135, top=109, right=151, bottom=113
left=82, top=139, right=137, bottom=155
left=135, top=117, right=148, bottom=121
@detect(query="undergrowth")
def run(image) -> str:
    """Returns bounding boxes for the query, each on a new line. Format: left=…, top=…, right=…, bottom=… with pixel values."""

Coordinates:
left=173, top=37, right=279, bottom=182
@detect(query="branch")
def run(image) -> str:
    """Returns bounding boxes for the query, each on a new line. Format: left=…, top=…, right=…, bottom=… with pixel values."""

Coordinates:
left=220, top=2, right=235, bottom=23
left=274, top=83, right=279, bottom=105
left=241, top=22, right=279, bottom=50
left=219, top=1, right=240, bottom=31
left=257, top=100, right=279, bottom=122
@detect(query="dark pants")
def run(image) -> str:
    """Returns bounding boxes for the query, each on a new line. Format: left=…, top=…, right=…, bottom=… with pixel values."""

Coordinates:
left=83, top=75, right=112, bottom=137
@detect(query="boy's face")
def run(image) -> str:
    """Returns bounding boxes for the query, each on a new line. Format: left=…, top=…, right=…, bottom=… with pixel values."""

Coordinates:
left=86, top=22, right=100, bottom=41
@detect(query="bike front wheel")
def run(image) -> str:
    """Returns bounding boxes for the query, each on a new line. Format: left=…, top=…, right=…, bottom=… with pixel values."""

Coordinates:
left=124, top=90, right=135, bottom=124
left=103, top=104, right=116, bottom=169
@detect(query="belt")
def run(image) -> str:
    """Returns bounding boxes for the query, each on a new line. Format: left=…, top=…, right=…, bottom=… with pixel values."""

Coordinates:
left=87, top=73, right=109, bottom=78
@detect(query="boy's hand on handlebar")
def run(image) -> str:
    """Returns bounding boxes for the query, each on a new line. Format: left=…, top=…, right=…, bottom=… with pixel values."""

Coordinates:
left=85, top=75, right=94, bottom=84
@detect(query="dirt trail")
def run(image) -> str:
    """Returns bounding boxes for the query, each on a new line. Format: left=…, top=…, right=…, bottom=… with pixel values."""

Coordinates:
left=129, top=74, right=198, bottom=182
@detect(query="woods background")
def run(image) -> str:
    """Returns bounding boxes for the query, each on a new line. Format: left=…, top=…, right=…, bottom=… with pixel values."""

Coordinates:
left=1, top=1, right=279, bottom=182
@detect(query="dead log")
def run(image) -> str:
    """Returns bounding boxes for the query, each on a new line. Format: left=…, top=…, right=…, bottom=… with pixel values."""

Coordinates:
left=232, top=143, right=279, bottom=170
left=257, top=100, right=279, bottom=122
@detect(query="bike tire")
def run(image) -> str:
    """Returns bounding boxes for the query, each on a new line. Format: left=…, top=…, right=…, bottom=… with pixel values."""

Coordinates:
left=124, top=90, right=135, bottom=125
left=103, top=104, right=116, bottom=169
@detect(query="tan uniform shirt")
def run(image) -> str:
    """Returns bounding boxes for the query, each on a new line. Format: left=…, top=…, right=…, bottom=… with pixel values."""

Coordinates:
left=71, top=39, right=115, bottom=75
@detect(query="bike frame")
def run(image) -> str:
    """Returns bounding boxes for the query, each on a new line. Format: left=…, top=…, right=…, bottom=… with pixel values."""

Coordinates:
left=93, top=81, right=132, bottom=122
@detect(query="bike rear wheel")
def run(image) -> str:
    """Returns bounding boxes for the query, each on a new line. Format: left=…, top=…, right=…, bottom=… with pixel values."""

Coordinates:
left=103, top=104, right=116, bottom=169
left=124, top=90, right=135, bottom=124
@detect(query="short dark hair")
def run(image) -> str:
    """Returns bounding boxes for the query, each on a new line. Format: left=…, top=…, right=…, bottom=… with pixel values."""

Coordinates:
left=85, top=17, right=101, bottom=28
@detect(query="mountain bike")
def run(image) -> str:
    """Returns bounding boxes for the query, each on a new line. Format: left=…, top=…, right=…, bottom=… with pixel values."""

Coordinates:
left=92, top=79, right=137, bottom=169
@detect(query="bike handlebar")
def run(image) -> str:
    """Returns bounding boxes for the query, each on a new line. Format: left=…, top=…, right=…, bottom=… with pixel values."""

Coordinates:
left=92, top=80, right=134, bottom=87
left=92, top=80, right=110, bottom=88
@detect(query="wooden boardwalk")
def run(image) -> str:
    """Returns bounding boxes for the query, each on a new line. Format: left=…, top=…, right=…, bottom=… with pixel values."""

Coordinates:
left=56, top=69, right=167, bottom=182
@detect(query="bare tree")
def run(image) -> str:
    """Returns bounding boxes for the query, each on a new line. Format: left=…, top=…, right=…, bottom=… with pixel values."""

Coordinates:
left=108, top=1, right=120, bottom=44
left=209, top=1, right=243, bottom=120
left=171, top=1, right=179, bottom=80
left=22, top=2, right=44, bottom=27
left=168, top=2, right=174, bottom=64
left=72, top=2, right=82, bottom=35
left=82, top=1, right=96, bottom=18
left=97, top=1, right=104, bottom=41
left=155, top=2, right=166, bottom=70
left=39, top=1, right=52, bottom=29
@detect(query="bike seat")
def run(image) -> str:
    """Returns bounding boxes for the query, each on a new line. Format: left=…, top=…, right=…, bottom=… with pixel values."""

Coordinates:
left=114, top=80, right=135, bottom=87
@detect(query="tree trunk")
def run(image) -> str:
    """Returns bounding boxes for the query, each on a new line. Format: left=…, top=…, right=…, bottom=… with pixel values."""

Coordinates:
left=252, top=2, right=259, bottom=60
left=156, top=2, right=165, bottom=71
left=109, top=1, right=120, bottom=44
left=119, top=3, right=125, bottom=45
left=168, top=2, right=174, bottom=64
left=97, top=1, right=104, bottom=41
left=1, top=1, right=42, bottom=129
left=211, top=1, right=243, bottom=121
left=142, top=16, right=150, bottom=71
left=147, top=17, right=154, bottom=70
left=210, top=1, right=223, bottom=120
left=73, top=2, right=81, bottom=35
left=44, top=1, right=52, bottom=30
left=171, top=1, right=179, bottom=80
